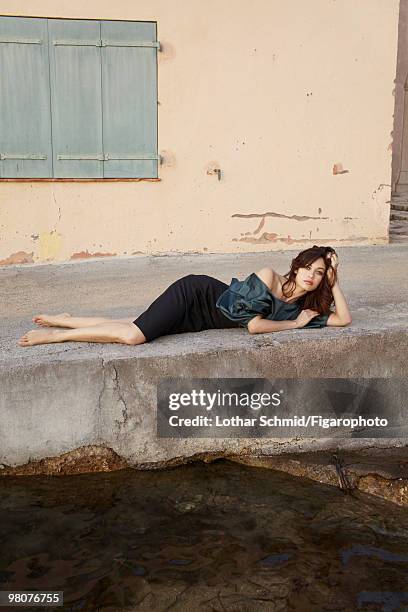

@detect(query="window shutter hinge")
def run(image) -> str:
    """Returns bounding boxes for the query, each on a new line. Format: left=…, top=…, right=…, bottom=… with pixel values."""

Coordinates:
left=0, top=153, right=47, bottom=160
left=57, top=154, right=160, bottom=162
left=53, top=39, right=161, bottom=50
left=0, top=38, right=42, bottom=44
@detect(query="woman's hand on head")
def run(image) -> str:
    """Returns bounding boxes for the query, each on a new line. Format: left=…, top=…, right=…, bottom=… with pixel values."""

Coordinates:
left=325, top=252, right=338, bottom=285
left=294, top=309, right=320, bottom=328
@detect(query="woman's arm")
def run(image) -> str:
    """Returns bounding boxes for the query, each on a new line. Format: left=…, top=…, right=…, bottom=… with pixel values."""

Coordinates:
left=249, top=267, right=295, bottom=333
left=326, top=282, right=352, bottom=326
left=323, top=253, right=352, bottom=327
left=248, top=309, right=322, bottom=334
left=247, top=316, right=298, bottom=334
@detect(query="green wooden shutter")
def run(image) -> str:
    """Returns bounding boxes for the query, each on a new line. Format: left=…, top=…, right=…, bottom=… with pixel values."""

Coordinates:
left=48, top=19, right=103, bottom=178
left=0, top=17, right=158, bottom=179
left=101, top=21, right=158, bottom=178
left=0, top=16, right=52, bottom=178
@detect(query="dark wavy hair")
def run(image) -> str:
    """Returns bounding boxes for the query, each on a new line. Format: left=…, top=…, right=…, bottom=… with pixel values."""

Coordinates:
left=281, top=245, right=337, bottom=314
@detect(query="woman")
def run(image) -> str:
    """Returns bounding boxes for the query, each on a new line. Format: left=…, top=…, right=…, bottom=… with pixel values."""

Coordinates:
left=18, top=245, right=351, bottom=347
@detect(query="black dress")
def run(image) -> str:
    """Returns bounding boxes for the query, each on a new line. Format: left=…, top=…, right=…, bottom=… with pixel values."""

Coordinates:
left=133, top=274, right=241, bottom=341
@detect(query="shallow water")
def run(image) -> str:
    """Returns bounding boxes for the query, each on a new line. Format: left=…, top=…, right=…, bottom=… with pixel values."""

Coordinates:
left=1, top=461, right=408, bottom=611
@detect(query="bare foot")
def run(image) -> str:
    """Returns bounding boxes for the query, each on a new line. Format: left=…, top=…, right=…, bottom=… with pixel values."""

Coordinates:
left=32, top=313, right=72, bottom=327
left=18, top=329, right=65, bottom=347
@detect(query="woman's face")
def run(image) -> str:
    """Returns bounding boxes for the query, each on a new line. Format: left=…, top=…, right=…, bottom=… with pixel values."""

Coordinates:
left=295, top=257, right=326, bottom=291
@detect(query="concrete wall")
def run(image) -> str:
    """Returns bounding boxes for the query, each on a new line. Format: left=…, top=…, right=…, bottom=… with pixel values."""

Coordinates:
left=0, top=0, right=399, bottom=265
left=2, top=328, right=408, bottom=469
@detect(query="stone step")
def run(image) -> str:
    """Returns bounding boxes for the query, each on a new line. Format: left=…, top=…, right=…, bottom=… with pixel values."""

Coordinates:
left=389, top=220, right=408, bottom=239
left=389, top=231, right=408, bottom=237
left=389, top=222, right=408, bottom=232
left=390, top=229, right=408, bottom=233
left=390, top=210, right=408, bottom=221
left=389, top=235, right=408, bottom=240
left=392, top=190, right=408, bottom=199
left=389, top=236, right=408, bottom=242
left=391, top=203, right=408, bottom=212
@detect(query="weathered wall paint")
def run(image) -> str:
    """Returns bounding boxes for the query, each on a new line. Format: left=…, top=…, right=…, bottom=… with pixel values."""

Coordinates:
left=70, top=250, right=117, bottom=260
left=0, top=0, right=399, bottom=264
left=0, top=250, right=34, bottom=265
left=39, top=231, right=63, bottom=261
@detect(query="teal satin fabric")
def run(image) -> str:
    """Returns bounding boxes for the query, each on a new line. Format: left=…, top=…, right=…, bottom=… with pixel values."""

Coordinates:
left=216, top=273, right=330, bottom=329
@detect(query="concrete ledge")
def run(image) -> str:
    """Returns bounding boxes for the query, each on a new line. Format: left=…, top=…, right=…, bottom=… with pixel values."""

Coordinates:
left=1, top=321, right=407, bottom=468
left=1, top=245, right=408, bottom=470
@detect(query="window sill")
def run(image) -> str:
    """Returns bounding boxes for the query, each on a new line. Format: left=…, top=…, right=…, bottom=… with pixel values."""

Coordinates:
left=0, top=178, right=161, bottom=182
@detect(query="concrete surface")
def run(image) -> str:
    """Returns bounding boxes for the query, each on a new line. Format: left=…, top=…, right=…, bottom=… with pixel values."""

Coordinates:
left=1, top=244, right=408, bottom=471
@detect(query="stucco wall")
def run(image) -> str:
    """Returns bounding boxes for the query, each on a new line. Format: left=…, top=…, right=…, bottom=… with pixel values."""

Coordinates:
left=0, top=0, right=399, bottom=265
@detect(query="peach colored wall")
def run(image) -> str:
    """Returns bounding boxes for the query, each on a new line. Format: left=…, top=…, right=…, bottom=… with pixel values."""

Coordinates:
left=0, top=0, right=399, bottom=265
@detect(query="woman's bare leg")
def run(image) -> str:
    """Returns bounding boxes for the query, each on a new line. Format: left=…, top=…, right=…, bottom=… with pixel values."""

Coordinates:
left=33, top=313, right=135, bottom=328
left=18, top=322, right=146, bottom=347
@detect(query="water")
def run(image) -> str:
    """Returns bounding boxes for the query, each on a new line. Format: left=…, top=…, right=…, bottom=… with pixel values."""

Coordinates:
left=1, top=460, right=408, bottom=611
